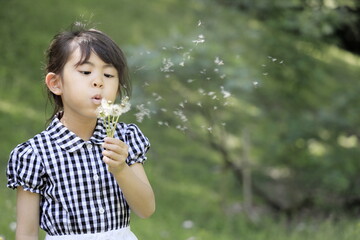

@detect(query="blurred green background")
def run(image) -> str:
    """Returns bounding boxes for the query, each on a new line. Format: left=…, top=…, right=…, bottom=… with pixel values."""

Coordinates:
left=1, top=0, right=360, bottom=239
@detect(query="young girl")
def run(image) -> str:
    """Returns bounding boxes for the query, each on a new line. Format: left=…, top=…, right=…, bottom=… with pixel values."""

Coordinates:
left=6, top=22, right=155, bottom=240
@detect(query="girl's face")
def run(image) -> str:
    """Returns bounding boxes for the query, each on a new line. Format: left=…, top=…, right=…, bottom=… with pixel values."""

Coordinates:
left=58, top=47, right=119, bottom=121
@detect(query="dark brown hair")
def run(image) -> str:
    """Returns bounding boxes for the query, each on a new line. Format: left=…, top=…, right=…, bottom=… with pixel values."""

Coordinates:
left=45, top=22, right=131, bottom=120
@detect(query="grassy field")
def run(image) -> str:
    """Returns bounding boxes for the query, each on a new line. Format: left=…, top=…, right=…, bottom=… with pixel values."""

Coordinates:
left=1, top=121, right=360, bottom=240
left=1, top=0, right=360, bottom=239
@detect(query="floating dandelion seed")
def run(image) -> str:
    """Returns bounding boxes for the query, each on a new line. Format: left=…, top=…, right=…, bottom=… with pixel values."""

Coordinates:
left=220, top=74, right=226, bottom=79
left=179, top=61, right=185, bottom=66
left=192, top=34, right=205, bottom=45
left=176, top=125, right=188, bottom=132
left=96, top=97, right=131, bottom=137
left=160, top=58, right=174, bottom=72
left=179, top=101, right=186, bottom=108
left=135, top=104, right=151, bottom=122
left=198, top=88, right=206, bottom=95
left=214, top=57, right=224, bottom=65
left=262, top=72, right=268, bottom=76
left=160, top=108, right=167, bottom=112
left=200, top=69, right=207, bottom=74
left=197, top=20, right=202, bottom=26
left=253, top=81, right=259, bottom=87
left=220, top=86, right=231, bottom=98
left=197, top=102, right=202, bottom=107
left=173, top=109, right=188, bottom=122
left=280, top=60, right=284, bottom=64
left=187, top=79, right=194, bottom=83
left=152, top=93, right=163, bottom=101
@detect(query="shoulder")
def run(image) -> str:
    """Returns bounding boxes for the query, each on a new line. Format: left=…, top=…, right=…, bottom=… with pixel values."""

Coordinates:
left=10, top=130, right=49, bottom=159
left=117, top=122, right=149, bottom=140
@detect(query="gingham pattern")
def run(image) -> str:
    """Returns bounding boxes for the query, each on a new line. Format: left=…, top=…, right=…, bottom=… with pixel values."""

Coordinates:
left=7, top=114, right=150, bottom=236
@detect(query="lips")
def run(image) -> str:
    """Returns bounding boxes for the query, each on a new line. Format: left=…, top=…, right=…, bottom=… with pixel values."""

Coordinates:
left=92, top=94, right=102, bottom=105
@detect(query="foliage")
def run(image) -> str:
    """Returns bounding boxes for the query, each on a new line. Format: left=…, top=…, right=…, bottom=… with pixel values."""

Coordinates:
left=1, top=0, right=360, bottom=239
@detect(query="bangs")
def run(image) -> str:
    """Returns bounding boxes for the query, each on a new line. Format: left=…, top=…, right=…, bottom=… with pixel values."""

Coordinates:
left=73, top=33, right=123, bottom=71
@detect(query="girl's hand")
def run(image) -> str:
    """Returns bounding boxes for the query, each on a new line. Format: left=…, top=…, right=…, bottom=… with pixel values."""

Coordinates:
left=102, top=137, right=129, bottom=174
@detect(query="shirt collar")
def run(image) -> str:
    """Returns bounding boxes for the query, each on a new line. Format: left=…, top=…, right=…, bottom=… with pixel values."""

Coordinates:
left=47, top=113, right=107, bottom=153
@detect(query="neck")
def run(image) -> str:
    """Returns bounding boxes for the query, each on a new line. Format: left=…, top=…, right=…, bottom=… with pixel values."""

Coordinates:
left=60, top=113, right=97, bottom=141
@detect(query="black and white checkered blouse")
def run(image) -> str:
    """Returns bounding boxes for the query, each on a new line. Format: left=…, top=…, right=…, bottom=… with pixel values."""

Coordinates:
left=7, top=114, right=150, bottom=236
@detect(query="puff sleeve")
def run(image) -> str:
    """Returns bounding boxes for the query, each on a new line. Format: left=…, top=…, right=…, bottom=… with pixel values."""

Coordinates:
left=124, top=124, right=150, bottom=165
left=6, top=142, right=46, bottom=194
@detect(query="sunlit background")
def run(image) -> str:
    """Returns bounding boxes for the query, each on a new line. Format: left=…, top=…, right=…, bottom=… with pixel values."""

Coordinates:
left=1, top=0, right=360, bottom=239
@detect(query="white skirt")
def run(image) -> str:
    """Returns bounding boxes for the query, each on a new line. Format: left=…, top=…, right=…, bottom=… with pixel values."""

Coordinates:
left=45, top=227, right=138, bottom=240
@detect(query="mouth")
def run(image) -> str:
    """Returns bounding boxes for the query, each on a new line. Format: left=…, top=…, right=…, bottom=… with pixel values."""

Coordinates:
left=92, top=94, right=102, bottom=105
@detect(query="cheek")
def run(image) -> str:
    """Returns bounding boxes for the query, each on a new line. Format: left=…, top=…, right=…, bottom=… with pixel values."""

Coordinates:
left=105, top=82, right=120, bottom=100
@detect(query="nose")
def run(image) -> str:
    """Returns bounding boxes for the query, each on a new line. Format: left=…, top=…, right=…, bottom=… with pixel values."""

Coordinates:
left=92, top=78, right=103, bottom=88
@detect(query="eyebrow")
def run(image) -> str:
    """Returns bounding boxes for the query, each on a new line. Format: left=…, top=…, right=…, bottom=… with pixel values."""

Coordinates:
left=78, top=61, right=114, bottom=69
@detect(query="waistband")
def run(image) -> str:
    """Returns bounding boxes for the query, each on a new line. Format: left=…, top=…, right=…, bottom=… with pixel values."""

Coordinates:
left=45, top=227, right=138, bottom=240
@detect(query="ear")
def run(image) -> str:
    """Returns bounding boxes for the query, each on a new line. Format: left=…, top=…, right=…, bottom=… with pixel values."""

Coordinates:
left=45, top=72, right=62, bottom=95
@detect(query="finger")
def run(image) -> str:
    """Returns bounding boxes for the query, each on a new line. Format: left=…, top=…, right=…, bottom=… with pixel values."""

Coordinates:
left=103, top=149, right=128, bottom=161
left=104, top=137, right=124, bottom=145
left=103, top=156, right=126, bottom=170
left=103, top=143, right=129, bottom=155
left=103, top=139, right=128, bottom=151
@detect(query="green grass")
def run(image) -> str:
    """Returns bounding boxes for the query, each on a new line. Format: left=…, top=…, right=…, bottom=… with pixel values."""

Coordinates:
left=1, top=110, right=360, bottom=240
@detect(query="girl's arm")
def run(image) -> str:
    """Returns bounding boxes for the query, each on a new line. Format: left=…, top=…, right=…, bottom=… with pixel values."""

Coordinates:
left=102, top=137, right=155, bottom=219
left=16, top=187, right=40, bottom=240
left=114, top=163, right=155, bottom=218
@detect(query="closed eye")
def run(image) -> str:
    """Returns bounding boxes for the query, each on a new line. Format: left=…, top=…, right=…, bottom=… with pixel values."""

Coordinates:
left=104, top=73, right=114, bottom=78
left=80, top=71, right=91, bottom=75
